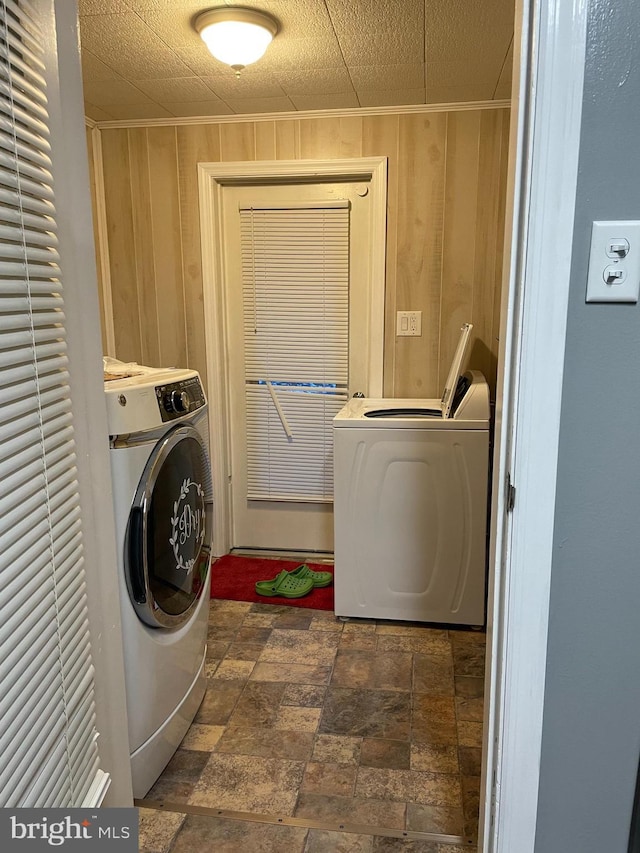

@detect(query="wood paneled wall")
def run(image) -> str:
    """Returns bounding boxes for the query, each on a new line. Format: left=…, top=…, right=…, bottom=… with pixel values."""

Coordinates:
left=96, top=107, right=509, bottom=398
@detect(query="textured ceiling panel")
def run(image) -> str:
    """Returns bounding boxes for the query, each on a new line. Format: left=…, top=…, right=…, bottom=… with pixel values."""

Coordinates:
left=84, top=103, right=115, bottom=121
left=358, top=89, right=426, bottom=107
left=326, top=0, right=424, bottom=35
left=162, top=99, right=234, bottom=116
left=200, top=72, right=285, bottom=99
left=82, top=76, right=153, bottom=107
left=338, top=30, right=425, bottom=66
left=78, top=0, right=131, bottom=13
left=222, top=96, right=296, bottom=113
left=106, top=103, right=174, bottom=120
left=276, top=67, right=353, bottom=96
left=133, top=76, right=218, bottom=102
left=425, top=0, right=513, bottom=98
left=494, top=39, right=514, bottom=99
left=81, top=50, right=120, bottom=82
left=79, top=13, right=194, bottom=79
left=349, top=64, right=425, bottom=91
left=290, top=93, right=360, bottom=111
left=79, top=0, right=515, bottom=121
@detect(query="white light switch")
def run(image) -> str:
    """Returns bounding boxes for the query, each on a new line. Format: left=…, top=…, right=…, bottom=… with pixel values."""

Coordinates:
left=586, top=220, right=640, bottom=303
left=396, top=310, right=422, bottom=336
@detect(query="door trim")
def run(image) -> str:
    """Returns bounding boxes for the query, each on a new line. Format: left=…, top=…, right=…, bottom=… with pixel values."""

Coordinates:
left=481, top=0, right=589, bottom=849
left=198, top=158, right=388, bottom=556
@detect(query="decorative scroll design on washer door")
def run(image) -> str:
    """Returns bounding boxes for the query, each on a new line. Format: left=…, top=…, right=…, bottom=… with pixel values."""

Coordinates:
left=170, top=478, right=206, bottom=571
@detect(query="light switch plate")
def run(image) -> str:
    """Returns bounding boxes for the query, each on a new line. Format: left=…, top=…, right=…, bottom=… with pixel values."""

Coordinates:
left=586, top=220, right=640, bottom=303
left=396, top=310, right=422, bottom=336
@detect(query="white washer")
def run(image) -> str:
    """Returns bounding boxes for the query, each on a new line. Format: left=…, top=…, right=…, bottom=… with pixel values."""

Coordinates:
left=333, top=324, right=490, bottom=625
left=105, top=364, right=212, bottom=797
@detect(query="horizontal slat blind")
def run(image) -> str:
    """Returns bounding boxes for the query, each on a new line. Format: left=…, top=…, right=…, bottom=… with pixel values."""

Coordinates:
left=240, top=204, right=349, bottom=501
left=0, top=0, right=104, bottom=807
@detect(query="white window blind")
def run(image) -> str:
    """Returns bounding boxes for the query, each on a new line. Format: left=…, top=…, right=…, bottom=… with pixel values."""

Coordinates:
left=240, top=203, right=350, bottom=501
left=0, top=0, right=107, bottom=807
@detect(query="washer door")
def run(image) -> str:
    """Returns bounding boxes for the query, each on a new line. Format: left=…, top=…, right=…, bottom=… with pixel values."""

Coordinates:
left=125, top=425, right=212, bottom=628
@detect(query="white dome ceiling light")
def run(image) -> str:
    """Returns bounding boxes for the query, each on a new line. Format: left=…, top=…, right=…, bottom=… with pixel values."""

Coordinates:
left=194, top=7, right=279, bottom=75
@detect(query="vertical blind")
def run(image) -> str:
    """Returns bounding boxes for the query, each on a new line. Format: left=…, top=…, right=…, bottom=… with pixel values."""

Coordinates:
left=240, top=202, right=350, bottom=502
left=0, top=0, right=107, bottom=806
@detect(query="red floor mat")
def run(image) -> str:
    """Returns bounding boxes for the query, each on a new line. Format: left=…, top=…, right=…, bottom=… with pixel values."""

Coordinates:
left=210, top=554, right=334, bottom=611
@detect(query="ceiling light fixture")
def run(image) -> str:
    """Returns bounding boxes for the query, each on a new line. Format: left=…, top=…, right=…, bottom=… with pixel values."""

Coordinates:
left=194, top=6, right=279, bottom=75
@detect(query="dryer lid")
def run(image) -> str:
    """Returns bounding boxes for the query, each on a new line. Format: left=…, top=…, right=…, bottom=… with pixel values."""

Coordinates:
left=440, top=322, right=473, bottom=418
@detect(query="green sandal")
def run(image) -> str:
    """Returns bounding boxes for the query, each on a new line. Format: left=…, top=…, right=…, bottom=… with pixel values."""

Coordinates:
left=289, top=564, right=333, bottom=588
left=255, top=569, right=313, bottom=599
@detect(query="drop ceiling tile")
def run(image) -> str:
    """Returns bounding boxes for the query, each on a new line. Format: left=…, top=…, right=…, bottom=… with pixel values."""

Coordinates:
left=266, top=0, right=335, bottom=38
left=223, top=96, right=296, bottom=114
left=82, top=76, right=153, bottom=107
left=493, top=39, right=513, bottom=99
left=126, top=0, right=220, bottom=7
left=325, top=0, right=424, bottom=35
left=290, top=93, right=360, bottom=111
left=358, top=88, right=425, bottom=107
left=173, top=45, right=232, bottom=78
left=426, top=82, right=496, bottom=104
left=277, top=67, right=353, bottom=96
left=133, top=76, right=216, bottom=102
left=106, top=103, right=174, bottom=119
left=79, top=13, right=194, bottom=80
left=201, top=73, right=286, bottom=100
left=84, top=102, right=116, bottom=121
left=337, top=29, right=424, bottom=66
left=161, top=100, right=234, bottom=117
left=258, top=36, right=345, bottom=72
left=79, top=0, right=132, bottom=13
left=348, top=63, right=425, bottom=91
left=81, top=50, right=120, bottom=82
left=136, top=5, right=220, bottom=52
left=425, top=0, right=513, bottom=92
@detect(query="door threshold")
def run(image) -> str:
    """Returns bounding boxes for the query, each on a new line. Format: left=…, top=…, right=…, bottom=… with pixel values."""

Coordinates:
left=230, top=547, right=334, bottom=564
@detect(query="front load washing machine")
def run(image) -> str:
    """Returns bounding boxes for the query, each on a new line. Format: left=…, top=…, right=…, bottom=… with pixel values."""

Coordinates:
left=333, top=324, right=490, bottom=625
left=104, top=363, right=212, bottom=797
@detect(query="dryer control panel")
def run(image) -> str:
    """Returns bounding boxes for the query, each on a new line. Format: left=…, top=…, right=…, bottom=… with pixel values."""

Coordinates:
left=156, top=375, right=206, bottom=422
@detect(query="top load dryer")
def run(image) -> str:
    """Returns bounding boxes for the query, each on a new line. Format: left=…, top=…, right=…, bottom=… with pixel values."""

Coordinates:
left=333, top=324, right=490, bottom=626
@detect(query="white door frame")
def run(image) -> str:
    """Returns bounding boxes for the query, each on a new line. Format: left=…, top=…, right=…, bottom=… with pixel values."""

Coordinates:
left=198, top=158, right=387, bottom=556
left=481, top=0, right=589, bottom=849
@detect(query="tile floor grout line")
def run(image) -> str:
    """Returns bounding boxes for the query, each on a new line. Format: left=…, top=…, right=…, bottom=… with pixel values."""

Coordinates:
left=135, top=798, right=473, bottom=845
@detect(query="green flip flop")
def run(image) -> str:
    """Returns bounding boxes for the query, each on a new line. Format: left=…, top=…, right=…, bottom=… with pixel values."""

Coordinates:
left=255, top=569, right=313, bottom=599
left=289, top=564, right=333, bottom=588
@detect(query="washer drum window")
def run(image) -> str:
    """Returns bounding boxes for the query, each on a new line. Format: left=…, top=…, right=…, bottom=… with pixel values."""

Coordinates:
left=125, top=425, right=212, bottom=628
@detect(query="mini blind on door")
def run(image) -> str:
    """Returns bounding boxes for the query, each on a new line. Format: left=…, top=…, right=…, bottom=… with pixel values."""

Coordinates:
left=240, top=202, right=350, bottom=502
left=0, top=0, right=107, bottom=807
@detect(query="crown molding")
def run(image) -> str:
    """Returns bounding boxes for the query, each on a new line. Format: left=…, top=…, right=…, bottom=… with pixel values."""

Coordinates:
left=91, top=99, right=511, bottom=130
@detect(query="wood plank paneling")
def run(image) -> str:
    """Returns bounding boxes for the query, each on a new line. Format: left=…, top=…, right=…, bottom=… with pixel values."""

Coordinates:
left=100, top=128, right=141, bottom=362
left=128, top=128, right=161, bottom=368
left=439, top=110, right=481, bottom=393
left=472, top=109, right=505, bottom=394
left=363, top=114, right=400, bottom=395
left=275, top=119, right=299, bottom=159
left=299, top=116, right=363, bottom=159
left=255, top=120, right=276, bottom=160
left=176, top=124, right=222, bottom=388
left=396, top=113, right=447, bottom=397
left=146, top=126, right=187, bottom=369
left=93, top=106, right=510, bottom=399
left=85, top=126, right=108, bottom=354
left=220, top=122, right=255, bottom=160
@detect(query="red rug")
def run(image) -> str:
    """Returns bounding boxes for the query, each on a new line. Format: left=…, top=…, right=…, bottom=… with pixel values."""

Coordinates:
left=210, top=554, right=334, bottom=611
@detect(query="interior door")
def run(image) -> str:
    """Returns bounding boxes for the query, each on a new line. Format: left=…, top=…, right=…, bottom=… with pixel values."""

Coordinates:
left=222, top=180, right=374, bottom=552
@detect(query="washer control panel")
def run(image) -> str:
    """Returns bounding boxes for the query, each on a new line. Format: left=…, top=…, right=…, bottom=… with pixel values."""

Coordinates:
left=155, top=375, right=206, bottom=422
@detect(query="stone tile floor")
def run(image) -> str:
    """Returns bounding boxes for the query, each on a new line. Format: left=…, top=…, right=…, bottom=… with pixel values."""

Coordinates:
left=139, top=598, right=485, bottom=853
